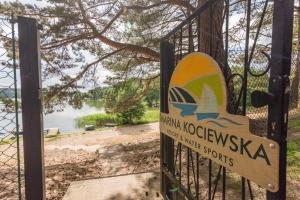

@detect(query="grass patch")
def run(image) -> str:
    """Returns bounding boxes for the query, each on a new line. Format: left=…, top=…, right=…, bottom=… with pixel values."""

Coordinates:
left=287, top=139, right=300, bottom=180
left=76, top=113, right=120, bottom=128
left=132, top=109, right=160, bottom=125
left=288, top=118, right=300, bottom=131
left=76, top=109, right=160, bottom=128
left=0, top=137, right=17, bottom=145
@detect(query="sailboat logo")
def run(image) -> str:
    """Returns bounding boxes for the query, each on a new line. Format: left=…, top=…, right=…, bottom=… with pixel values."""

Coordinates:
left=168, top=52, right=242, bottom=128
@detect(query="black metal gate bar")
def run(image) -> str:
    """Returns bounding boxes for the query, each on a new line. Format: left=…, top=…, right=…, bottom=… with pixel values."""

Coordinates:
left=242, top=0, right=251, bottom=199
left=18, top=16, right=45, bottom=200
left=160, top=0, right=295, bottom=199
left=160, top=40, right=175, bottom=199
left=267, top=0, right=294, bottom=199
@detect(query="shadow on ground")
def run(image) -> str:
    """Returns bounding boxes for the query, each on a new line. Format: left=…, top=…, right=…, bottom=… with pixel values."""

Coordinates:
left=45, top=139, right=160, bottom=200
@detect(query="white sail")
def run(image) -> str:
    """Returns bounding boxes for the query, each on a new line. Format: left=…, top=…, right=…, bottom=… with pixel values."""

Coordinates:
left=196, top=84, right=218, bottom=113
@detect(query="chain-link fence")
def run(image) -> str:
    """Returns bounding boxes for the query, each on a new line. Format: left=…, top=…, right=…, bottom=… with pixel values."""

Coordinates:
left=0, top=15, right=22, bottom=200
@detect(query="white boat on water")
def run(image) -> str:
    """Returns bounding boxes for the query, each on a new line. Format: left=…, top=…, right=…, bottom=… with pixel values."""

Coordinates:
left=196, top=85, right=219, bottom=120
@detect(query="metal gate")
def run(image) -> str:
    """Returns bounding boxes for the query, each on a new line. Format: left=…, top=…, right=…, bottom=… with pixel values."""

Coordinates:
left=0, top=15, right=44, bottom=200
left=0, top=14, right=22, bottom=200
left=160, top=0, right=294, bottom=200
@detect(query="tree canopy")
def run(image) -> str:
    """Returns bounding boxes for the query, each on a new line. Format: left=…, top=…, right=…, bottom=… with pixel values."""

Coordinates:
left=0, top=0, right=299, bottom=113
left=1, top=0, right=198, bottom=112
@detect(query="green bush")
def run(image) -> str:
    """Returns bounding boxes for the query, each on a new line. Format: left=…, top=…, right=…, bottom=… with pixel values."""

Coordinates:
left=117, top=101, right=146, bottom=124
left=76, top=109, right=160, bottom=128
left=145, top=88, right=160, bottom=108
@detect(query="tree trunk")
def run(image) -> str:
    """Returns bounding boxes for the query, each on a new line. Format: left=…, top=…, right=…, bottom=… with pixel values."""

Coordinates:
left=198, top=0, right=237, bottom=114
left=199, top=1, right=225, bottom=62
left=290, top=61, right=300, bottom=108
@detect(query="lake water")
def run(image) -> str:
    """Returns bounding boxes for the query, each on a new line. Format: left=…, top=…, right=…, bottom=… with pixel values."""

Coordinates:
left=43, top=104, right=104, bottom=132
left=0, top=103, right=104, bottom=135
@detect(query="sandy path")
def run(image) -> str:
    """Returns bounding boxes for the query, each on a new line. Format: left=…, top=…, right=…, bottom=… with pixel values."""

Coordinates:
left=44, top=123, right=160, bottom=199
left=0, top=123, right=160, bottom=200
left=46, top=122, right=158, bottom=146
left=1, top=122, right=300, bottom=200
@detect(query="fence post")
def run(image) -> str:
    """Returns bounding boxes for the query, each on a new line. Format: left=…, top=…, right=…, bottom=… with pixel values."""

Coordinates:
left=160, top=39, right=175, bottom=199
left=267, top=0, right=294, bottom=199
left=18, top=16, right=45, bottom=200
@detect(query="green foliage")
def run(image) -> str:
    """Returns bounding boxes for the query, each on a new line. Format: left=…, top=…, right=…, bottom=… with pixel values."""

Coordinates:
left=85, top=99, right=105, bottom=109
left=87, top=86, right=110, bottom=100
left=104, top=79, right=146, bottom=113
left=86, top=79, right=159, bottom=113
left=289, top=118, right=300, bottom=131
left=230, top=66, right=269, bottom=112
left=288, top=140, right=300, bottom=155
left=144, top=87, right=160, bottom=108
left=0, top=96, right=16, bottom=113
left=0, top=88, right=22, bottom=113
left=43, top=88, right=87, bottom=113
left=287, top=139, right=300, bottom=180
left=117, top=101, right=145, bottom=124
left=3, top=0, right=291, bottom=115
left=0, top=137, right=16, bottom=145
left=75, top=113, right=120, bottom=128
left=76, top=109, right=159, bottom=128
left=135, top=109, right=160, bottom=124
left=0, top=0, right=173, bottom=112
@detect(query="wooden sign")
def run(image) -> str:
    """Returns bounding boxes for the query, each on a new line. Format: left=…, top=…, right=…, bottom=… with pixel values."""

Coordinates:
left=160, top=52, right=279, bottom=192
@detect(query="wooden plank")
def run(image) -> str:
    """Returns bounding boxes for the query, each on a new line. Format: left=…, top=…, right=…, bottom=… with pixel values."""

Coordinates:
left=18, top=16, right=45, bottom=200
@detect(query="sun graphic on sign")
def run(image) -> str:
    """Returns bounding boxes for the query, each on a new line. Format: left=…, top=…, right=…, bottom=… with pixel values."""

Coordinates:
left=168, top=52, right=242, bottom=128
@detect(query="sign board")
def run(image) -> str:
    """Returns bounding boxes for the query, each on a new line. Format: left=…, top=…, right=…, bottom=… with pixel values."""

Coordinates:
left=160, top=52, right=279, bottom=192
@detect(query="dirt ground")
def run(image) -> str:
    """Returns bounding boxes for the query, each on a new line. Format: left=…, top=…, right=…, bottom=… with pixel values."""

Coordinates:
left=0, top=123, right=160, bottom=200
left=1, top=122, right=300, bottom=200
left=44, top=123, right=160, bottom=200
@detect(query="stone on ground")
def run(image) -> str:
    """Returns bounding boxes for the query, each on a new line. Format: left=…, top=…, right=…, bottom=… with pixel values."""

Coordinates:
left=63, top=172, right=162, bottom=200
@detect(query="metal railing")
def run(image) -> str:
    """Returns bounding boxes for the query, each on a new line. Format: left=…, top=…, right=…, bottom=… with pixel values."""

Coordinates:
left=160, top=0, right=294, bottom=199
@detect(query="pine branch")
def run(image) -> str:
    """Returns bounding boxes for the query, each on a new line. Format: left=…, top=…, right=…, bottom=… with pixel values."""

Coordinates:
left=42, top=32, right=94, bottom=49
left=77, top=0, right=160, bottom=61
left=99, top=7, right=124, bottom=35
left=45, top=47, right=126, bottom=104
left=125, top=0, right=195, bottom=12
left=58, top=47, right=126, bottom=92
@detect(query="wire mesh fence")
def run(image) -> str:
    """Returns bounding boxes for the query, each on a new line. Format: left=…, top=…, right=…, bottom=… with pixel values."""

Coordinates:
left=0, top=15, right=22, bottom=200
